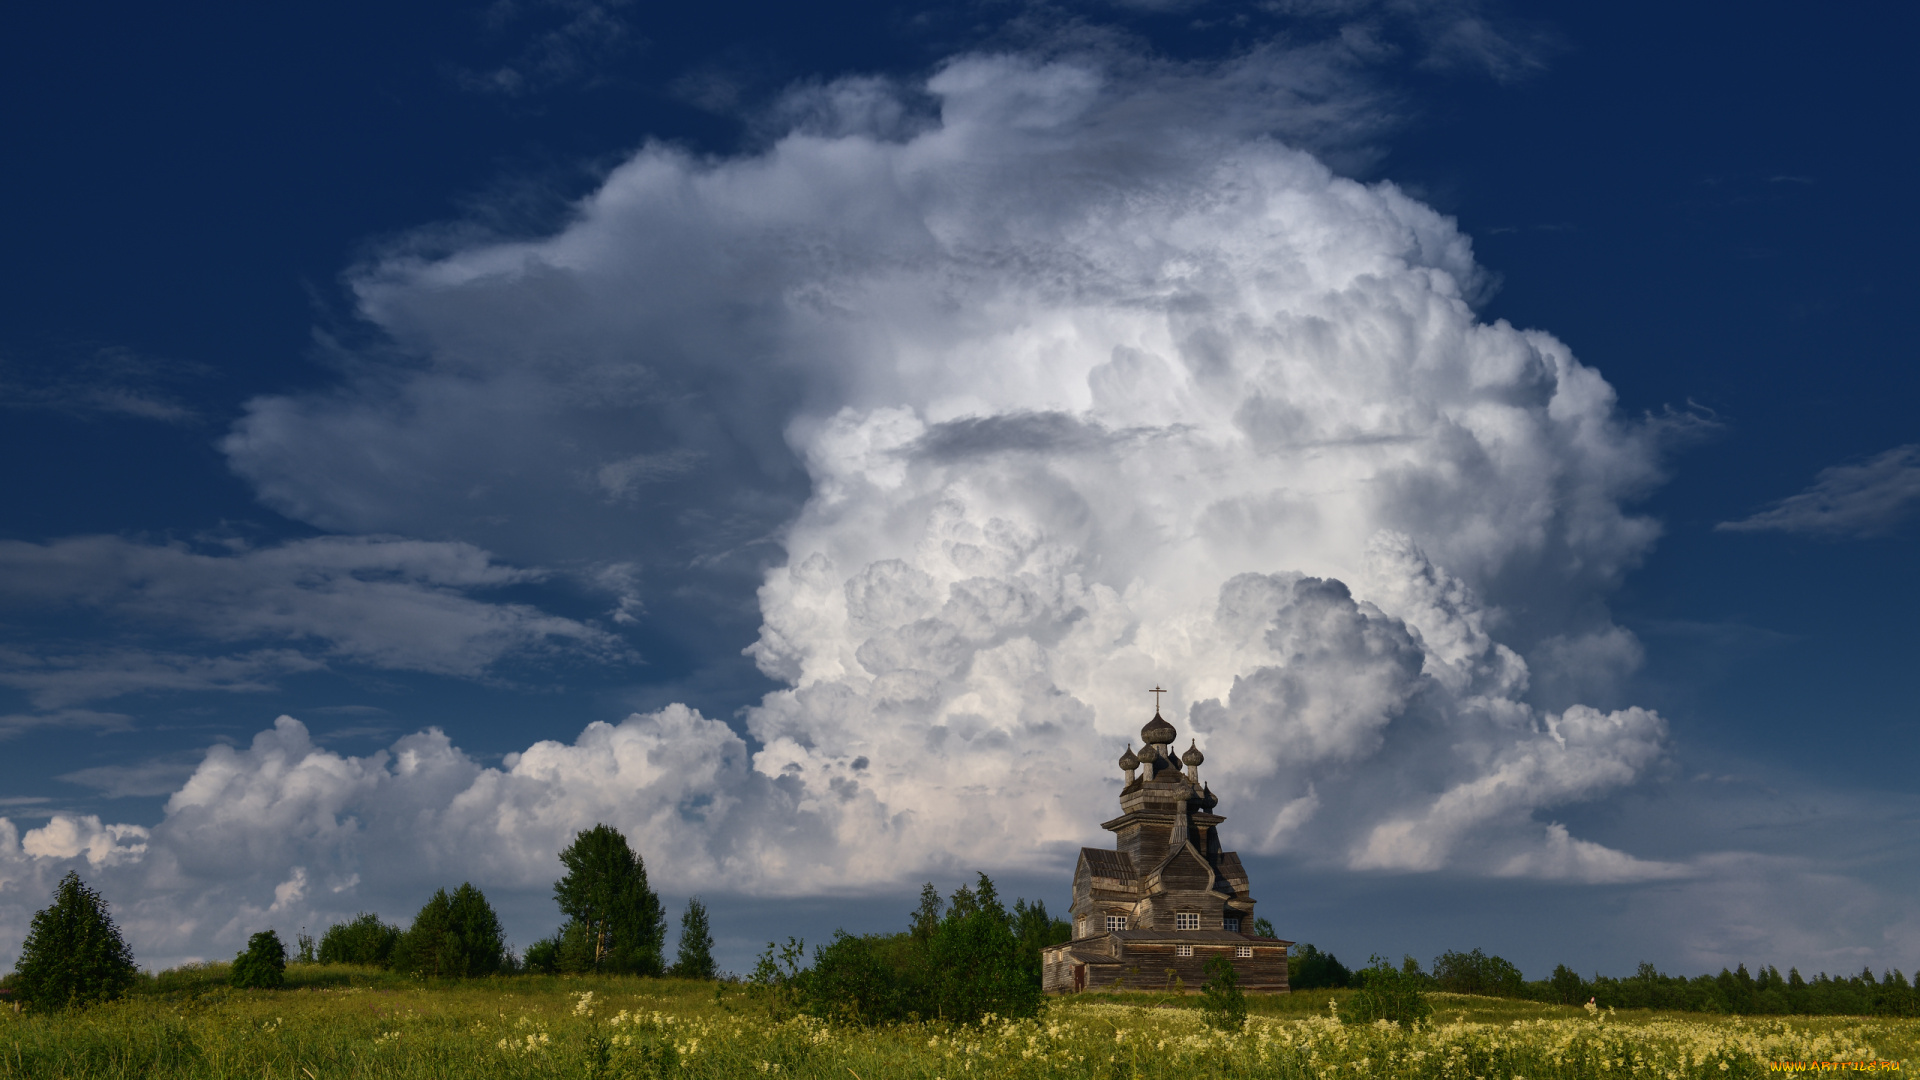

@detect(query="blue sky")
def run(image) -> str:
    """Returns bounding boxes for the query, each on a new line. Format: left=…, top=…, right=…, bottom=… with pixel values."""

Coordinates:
left=2, top=0, right=1916, bottom=979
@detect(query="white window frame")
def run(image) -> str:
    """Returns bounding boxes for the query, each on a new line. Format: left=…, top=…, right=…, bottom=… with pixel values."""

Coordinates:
left=1175, top=912, right=1200, bottom=930
left=1176, top=944, right=1194, bottom=957
left=1105, top=914, right=1128, bottom=932
left=1236, top=946, right=1252, bottom=958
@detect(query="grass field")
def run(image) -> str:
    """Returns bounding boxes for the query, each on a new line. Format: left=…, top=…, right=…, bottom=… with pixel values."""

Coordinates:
left=3, top=964, right=1913, bottom=1078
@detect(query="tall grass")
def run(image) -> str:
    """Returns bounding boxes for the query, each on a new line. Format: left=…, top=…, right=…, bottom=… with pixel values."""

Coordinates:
left=3, top=970, right=1914, bottom=1078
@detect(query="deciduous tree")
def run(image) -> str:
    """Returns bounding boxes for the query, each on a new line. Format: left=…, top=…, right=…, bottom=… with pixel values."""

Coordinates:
left=552, top=824, right=665, bottom=975
left=317, top=912, right=401, bottom=967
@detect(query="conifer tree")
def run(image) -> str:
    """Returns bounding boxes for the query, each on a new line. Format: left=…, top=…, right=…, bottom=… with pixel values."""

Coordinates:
left=230, top=929, right=287, bottom=989
left=669, top=898, right=716, bottom=979
left=12, top=871, right=138, bottom=1011
left=390, top=883, right=507, bottom=978
left=908, top=882, right=943, bottom=943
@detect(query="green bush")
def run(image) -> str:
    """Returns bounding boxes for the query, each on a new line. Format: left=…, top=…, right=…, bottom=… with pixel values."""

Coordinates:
left=1342, top=955, right=1432, bottom=1029
left=316, top=912, right=401, bottom=967
left=230, top=930, right=288, bottom=989
left=522, top=935, right=562, bottom=975
left=1200, top=954, right=1248, bottom=1032
left=11, top=871, right=138, bottom=1011
left=803, top=930, right=911, bottom=1024
left=748, top=936, right=807, bottom=1020
left=793, top=874, right=1049, bottom=1027
left=926, top=875, right=1043, bottom=1024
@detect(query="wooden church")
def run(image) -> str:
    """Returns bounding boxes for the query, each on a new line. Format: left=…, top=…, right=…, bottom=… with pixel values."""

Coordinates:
left=1041, top=702, right=1293, bottom=993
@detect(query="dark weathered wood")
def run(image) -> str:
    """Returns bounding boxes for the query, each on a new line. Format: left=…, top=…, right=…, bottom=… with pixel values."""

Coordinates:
left=1042, top=939, right=1292, bottom=994
left=1051, top=707, right=1292, bottom=994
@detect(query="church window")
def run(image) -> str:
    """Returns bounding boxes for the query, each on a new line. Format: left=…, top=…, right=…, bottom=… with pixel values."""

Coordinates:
left=1237, top=946, right=1252, bottom=958
left=1176, top=912, right=1200, bottom=930
left=1176, top=944, right=1193, bottom=957
left=1223, top=917, right=1241, bottom=932
left=1105, top=915, right=1128, bottom=932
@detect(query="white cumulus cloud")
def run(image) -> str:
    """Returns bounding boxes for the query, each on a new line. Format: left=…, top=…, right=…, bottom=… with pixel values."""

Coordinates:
left=3, top=48, right=1709, bottom=966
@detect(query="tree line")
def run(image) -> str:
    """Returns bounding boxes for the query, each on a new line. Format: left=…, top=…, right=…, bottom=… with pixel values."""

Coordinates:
left=1, top=823, right=712, bottom=1011
left=13, top=852, right=1916, bottom=1021
left=1288, top=943, right=1920, bottom=1018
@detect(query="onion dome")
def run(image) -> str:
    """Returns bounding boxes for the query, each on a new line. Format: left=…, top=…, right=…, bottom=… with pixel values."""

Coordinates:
left=1198, top=784, right=1218, bottom=812
left=1141, top=712, right=1177, bottom=747
left=1182, top=739, right=1205, bottom=767
left=1119, top=744, right=1139, bottom=770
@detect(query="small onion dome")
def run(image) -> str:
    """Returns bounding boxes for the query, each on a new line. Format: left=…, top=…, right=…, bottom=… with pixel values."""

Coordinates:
left=1119, top=744, right=1139, bottom=770
left=1182, top=739, right=1205, bottom=767
left=1198, top=784, right=1219, bottom=811
left=1141, top=712, right=1177, bottom=746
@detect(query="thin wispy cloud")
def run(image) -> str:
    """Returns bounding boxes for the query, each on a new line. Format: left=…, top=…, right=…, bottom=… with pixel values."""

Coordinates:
left=0, top=536, right=631, bottom=713
left=0, top=345, right=208, bottom=425
left=1717, top=445, right=1920, bottom=538
left=455, top=0, right=640, bottom=97
left=0, top=707, right=135, bottom=740
left=57, top=756, right=204, bottom=799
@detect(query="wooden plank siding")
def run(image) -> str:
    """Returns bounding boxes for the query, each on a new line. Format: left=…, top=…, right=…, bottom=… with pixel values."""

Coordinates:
left=1042, top=939, right=1291, bottom=994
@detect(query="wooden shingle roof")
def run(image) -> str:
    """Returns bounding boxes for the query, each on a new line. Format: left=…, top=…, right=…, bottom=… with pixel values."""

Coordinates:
left=1081, top=847, right=1137, bottom=880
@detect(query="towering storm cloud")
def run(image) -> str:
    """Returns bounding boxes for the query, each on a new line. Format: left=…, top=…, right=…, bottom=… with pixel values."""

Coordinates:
left=3, top=52, right=1692, bottom=963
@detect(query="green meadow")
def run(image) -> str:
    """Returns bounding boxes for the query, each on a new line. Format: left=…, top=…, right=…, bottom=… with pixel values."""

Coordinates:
left=4, top=963, right=1915, bottom=1079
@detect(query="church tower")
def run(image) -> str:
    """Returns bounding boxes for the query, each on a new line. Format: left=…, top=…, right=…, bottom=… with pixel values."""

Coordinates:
left=1041, top=700, right=1292, bottom=993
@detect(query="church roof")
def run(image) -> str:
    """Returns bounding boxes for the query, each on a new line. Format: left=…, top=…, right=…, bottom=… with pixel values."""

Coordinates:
left=1080, top=847, right=1138, bottom=880
left=1140, top=711, right=1177, bottom=746
left=1217, top=851, right=1248, bottom=881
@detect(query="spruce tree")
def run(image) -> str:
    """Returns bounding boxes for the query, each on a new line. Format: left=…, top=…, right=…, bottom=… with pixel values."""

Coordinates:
left=12, top=871, right=138, bottom=1011
left=390, top=883, right=507, bottom=978
left=669, top=897, right=715, bottom=979
left=552, top=824, right=665, bottom=974
left=908, top=882, right=942, bottom=943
